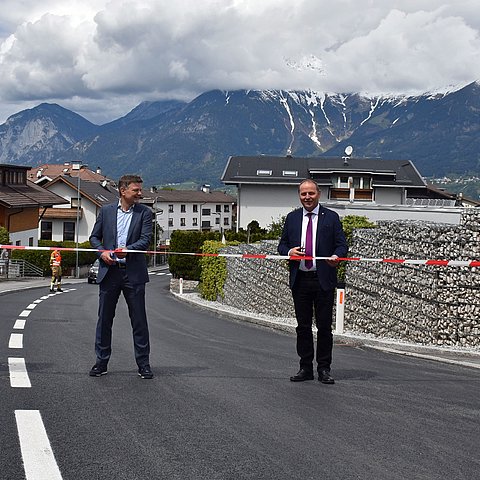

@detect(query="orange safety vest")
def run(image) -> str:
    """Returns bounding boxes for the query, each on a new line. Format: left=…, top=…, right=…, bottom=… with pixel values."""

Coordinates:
left=50, top=251, right=62, bottom=267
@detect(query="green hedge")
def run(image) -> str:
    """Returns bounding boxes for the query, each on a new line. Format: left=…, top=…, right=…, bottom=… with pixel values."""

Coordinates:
left=168, top=230, right=220, bottom=280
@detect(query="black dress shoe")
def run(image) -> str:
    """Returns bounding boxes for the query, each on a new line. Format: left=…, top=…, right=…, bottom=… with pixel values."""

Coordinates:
left=138, top=365, right=154, bottom=379
left=290, top=369, right=314, bottom=382
left=89, top=364, right=108, bottom=376
left=318, top=369, right=335, bottom=384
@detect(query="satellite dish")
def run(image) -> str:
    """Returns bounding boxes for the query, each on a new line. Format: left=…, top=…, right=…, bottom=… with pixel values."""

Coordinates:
left=344, top=145, right=353, bottom=156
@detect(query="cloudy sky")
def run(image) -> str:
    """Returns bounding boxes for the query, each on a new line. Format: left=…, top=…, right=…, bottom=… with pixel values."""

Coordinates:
left=0, top=0, right=479, bottom=125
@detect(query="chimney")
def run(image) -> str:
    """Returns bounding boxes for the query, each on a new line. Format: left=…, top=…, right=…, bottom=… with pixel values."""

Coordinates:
left=96, top=166, right=102, bottom=175
left=201, top=184, right=211, bottom=193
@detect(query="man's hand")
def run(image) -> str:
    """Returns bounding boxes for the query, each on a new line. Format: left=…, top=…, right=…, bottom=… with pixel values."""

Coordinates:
left=288, top=246, right=306, bottom=261
left=325, top=255, right=340, bottom=267
left=100, top=251, right=116, bottom=265
left=114, top=248, right=127, bottom=259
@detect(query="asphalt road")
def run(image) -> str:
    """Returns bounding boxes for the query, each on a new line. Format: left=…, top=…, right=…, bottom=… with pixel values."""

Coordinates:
left=1, top=273, right=479, bottom=480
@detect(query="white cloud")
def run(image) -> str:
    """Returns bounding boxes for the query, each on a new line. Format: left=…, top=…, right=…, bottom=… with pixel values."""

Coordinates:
left=0, top=0, right=479, bottom=124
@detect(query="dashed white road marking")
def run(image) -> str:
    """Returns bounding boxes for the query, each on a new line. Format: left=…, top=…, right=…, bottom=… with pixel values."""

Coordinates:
left=40, top=296, right=50, bottom=300
left=9, top=358, right=31, bottom=388
left=26, top=303, right=38, bottom=309
left=18, top=310, right=31, bottom=317
left=15, top=410, right=63, bottom=480
left=9, top=333, right=23, bottom=349
left=33, top=299, right=43, bottom=304
left=13, top=319, right=26, bottom=329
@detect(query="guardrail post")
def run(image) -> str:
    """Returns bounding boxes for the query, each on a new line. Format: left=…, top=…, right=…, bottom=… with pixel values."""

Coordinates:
left=179, top=277, right=183, bottom=295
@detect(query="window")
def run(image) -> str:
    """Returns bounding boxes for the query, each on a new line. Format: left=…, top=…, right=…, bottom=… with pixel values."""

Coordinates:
left=216, top=205, right=221, bottom=213
left=337, top=176, right=350, bottom=188
left=4, top=169, right=26, bottom=185
left=192, top=218, right=198, bottom=227
left=202, top=208, right=211, bottom=216
left=180, top=218, right=186, bottom=226
left=28, top=237, right=34, bottom=246
left=256, top=169, right=272, bottom=176
left=63, top=222, right=75, bottom=241
left=223, top=218, right=229, bottom=226
left=71, top=197, right=81, bottom=208
left=193, top=204, right=198, bottom=213
left=282, top=170, right=298, bottom=177
left=180, top=204, right=186, bottom=213
left=215, top=217, right=220, bottom=225
left=224, top=204, right=230, bottom=213
left=168, top=204, right=174, bottom=213
left=41, top=221, right=52, bottom=240
left=168, top=218, right=173, bottom=227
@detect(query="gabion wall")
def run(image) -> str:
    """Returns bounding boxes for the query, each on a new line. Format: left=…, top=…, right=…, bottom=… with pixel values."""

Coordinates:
left=220, top=241, right=296, bottom=319
left=218, top=210, right=480, bottom=348
left=345, top=210, right=480, bottom=347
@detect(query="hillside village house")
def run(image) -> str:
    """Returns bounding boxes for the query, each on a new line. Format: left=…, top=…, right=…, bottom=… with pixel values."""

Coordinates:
left=0, top=164, right=67, bottom=246
left=143, top=187, right=236, bottom=243
left=40, top=173, right=118, bottom=243
left=221, top=155, right=478, bottom=229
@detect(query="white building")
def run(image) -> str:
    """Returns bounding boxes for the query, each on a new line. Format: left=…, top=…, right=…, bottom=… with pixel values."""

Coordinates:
left=40, top=175, right=118, bottom=243
left=143, top=189, right=236, bottom=243
left=221, top=155, right=478, bottom=228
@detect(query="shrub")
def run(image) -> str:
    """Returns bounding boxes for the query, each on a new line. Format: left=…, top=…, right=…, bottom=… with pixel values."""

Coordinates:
left=199, top=240, right=229, bottom=301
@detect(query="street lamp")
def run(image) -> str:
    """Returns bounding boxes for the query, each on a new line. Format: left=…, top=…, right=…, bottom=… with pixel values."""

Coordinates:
left=72, top=161, right=86, bottom=278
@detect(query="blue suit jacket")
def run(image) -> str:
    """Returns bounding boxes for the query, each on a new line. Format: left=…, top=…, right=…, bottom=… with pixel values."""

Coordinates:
left=89, top=202, right=152, bottom=285
left=278, top=205, right=348, bottom=291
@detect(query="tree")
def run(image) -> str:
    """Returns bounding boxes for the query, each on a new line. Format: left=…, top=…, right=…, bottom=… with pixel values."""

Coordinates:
left=0, top=226, right=9, bottom=245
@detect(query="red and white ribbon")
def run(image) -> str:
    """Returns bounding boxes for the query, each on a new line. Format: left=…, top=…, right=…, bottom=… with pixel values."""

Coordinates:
left=1, top=244, right=479, bottom=267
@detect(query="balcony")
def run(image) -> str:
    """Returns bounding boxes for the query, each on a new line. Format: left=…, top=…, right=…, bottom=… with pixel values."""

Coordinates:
left=329, top=188, right=373, bottom=202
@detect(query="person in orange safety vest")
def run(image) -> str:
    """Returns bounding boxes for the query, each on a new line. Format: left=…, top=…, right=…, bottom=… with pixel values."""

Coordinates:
left=49, top=249, right=63, bottom=292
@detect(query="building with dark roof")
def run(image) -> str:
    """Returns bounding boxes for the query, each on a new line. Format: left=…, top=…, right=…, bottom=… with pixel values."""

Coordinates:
left=40, top=175, right=118, bottom=243
left=221, top=155, right=475, bottom=229
left=0, top=164, right=67, bottom=246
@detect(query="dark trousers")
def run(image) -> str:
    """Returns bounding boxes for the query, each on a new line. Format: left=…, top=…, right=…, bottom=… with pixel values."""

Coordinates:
left=95, top=266, right=150, bottom=367
left=292, top=272, right=334, bottom=372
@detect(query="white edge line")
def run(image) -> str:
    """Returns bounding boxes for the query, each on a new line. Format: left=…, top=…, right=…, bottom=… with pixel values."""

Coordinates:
left=369, top=346, right=480, bottom=369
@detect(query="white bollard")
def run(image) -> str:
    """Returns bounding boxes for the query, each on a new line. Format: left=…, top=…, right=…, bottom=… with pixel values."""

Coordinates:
left=335, top=286, right=345, bottom=334
left=179, top=277, right=183, bottom=295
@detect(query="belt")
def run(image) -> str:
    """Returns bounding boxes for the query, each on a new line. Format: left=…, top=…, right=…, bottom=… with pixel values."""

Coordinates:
left=297, top=270, right=317, bottom=277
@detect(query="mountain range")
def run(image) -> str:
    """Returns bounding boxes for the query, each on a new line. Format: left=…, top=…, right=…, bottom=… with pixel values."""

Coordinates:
left=1, top=82, right=479, bottom=187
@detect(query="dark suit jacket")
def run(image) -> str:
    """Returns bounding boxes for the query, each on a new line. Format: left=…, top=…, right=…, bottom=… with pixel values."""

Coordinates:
left=278, top=205, right=348, bottom=291
left=89, top=202, right=152, bottom=285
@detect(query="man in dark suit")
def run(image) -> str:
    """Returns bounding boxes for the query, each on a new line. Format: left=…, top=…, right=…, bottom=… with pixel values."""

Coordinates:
left=89, top=174, right=154, bottom=379
left=278, top=179, right=347, bottom=384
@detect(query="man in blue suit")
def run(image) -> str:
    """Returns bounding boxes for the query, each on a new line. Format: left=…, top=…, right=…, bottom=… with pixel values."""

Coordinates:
left=89, top=174, right=154, bottom=379
left=278, top=179, right=347, bottom=384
